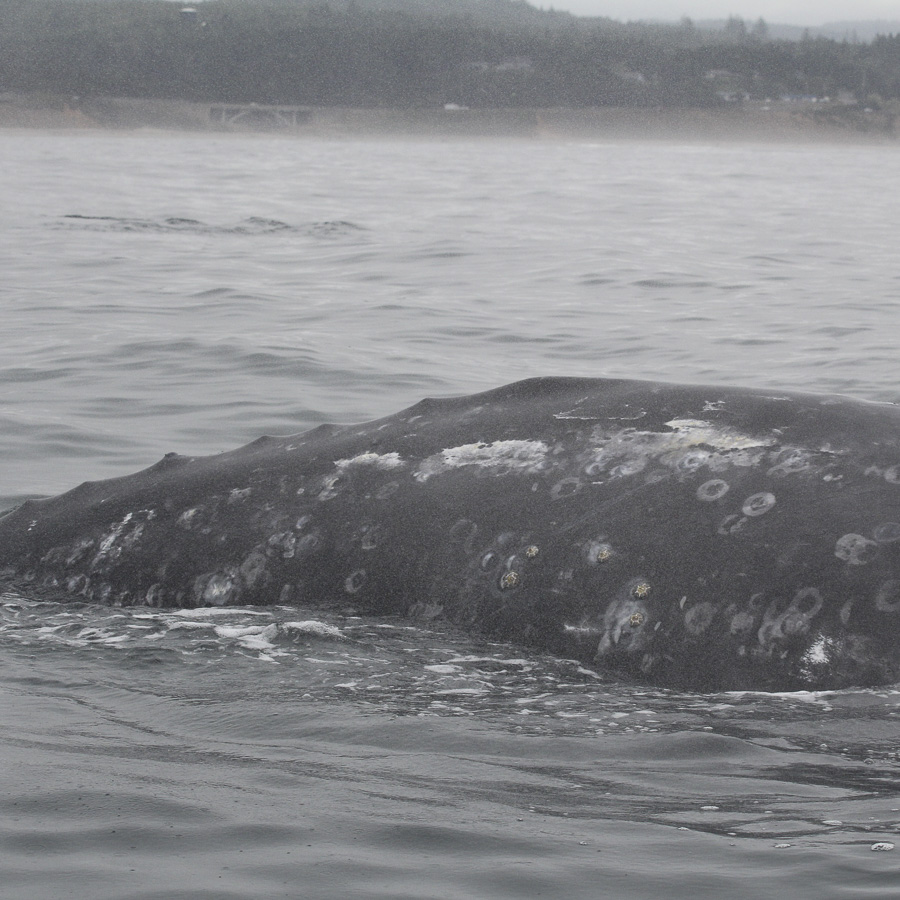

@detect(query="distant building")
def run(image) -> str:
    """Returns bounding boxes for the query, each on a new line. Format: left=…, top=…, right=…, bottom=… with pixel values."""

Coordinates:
left=495, top=57, right=534, bottom=72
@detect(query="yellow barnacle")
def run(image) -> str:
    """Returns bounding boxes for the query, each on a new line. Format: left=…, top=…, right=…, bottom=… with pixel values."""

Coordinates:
left=629, top=612, right=645, bottom=628
left=597, top=547, right=612, bottom=562
left=500, top=571, right=520, bottom=590
left=525, top=545, right=540, bottom=559
left=632, top=582, right=651, bottom=599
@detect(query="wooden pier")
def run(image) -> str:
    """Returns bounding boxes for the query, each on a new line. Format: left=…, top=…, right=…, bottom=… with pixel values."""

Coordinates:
left=209, top=104, right=313, bottom=129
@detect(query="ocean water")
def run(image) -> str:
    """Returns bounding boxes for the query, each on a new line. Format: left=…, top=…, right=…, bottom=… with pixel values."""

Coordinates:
left=2, top=129, right=900, bottom=898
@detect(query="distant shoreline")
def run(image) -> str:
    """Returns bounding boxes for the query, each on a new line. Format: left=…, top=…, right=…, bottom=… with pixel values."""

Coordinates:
left=1, top=94, right=896, bottom=143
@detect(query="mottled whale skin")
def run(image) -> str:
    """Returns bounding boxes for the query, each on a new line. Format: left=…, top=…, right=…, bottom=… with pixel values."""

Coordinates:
left=3, top=376, right=900, bottom=691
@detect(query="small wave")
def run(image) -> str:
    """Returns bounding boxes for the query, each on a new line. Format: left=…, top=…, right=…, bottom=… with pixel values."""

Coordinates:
left=5, top=594, right=900, bottom=754
left=232, top=216, right=294, bottom=234
left=632, top=277, right=715, bottom=289
left=60, top=214, right=295, bottom=235
left=307, top=220, right=366, bottom=237
left=58, top=215, right=365, bottom=237
left=579, top=274, right=616, bottom=285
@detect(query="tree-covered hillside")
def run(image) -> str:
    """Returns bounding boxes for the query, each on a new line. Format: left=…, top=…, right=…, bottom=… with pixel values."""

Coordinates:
left=1, top=0, right=898, bottom=108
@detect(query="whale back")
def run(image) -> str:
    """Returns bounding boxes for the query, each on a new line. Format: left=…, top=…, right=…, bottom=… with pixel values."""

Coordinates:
left=3, top=376, right=900, bottom=691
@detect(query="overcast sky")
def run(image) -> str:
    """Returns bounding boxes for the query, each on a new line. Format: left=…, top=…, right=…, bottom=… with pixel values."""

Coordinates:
left=540, top=0, right=900, bottom=26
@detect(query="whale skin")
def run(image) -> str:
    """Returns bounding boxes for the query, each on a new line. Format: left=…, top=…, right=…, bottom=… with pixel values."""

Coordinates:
left=3, top=376, right=900, bottom=692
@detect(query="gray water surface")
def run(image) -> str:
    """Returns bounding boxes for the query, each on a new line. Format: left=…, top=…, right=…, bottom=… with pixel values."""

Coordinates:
left=2, top=131, right=900, bottom=898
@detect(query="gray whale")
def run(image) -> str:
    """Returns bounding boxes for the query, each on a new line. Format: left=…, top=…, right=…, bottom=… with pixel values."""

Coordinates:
left=3, top=376, right=900, bottom=692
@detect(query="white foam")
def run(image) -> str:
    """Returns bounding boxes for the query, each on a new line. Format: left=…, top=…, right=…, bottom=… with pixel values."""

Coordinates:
left=283, top=620, right=345, bottom=640
left=432, top=687, right=489, bottom=696
left=214, top=622, right=280, bottom=651
left=446, top=655, right=531, bottom=666
left=165, top=607, right=271, bottom=618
